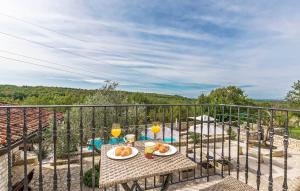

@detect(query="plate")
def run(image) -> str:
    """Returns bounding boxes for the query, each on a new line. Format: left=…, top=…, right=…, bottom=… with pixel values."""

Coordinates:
left=153, top=144, right=177, bottom=156
left=106, top=147, right=139, bottom=160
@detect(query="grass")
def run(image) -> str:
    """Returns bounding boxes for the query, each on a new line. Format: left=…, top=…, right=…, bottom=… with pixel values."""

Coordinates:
left=289, top=127, right=300, bottom=139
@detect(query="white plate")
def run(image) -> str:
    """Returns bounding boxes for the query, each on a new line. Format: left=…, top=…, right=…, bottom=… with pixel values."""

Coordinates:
left=153, top=144, right=177, bottom=156
left=106, top=147, right=139, bottom=160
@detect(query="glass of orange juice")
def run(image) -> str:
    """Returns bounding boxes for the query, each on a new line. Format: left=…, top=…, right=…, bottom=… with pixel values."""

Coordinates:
left=151, top=121, right=161, bottom=140
left=111, top=123, right=121, bottom=144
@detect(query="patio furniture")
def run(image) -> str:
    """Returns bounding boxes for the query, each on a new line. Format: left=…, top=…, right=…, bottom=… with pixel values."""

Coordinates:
left=99, top=141, right=197, bottom=191
left=199, top=176, right=256, bottom=191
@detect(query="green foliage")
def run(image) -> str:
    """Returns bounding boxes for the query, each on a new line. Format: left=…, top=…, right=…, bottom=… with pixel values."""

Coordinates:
left=0, top=85, right=94, bottom=105
left=197, top=86, right=254, bottom=105
left=0, top=84, right=195, bottom=105
left=286, top=80, right=300, bottom=108
left=43, top=118, right=79, bottom=159
left=69, top=81, right=144, bottom=144
left=227, top=128, right=237, bottom=140
left=189, top=132, right=200, bottom=144
left=83, top=165, right=100, bottom=188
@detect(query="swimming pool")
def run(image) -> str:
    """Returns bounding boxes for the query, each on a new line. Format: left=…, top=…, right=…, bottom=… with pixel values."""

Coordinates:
left=139, top=136, right=176, bottom=143
left=162, top=137, right=176, bottom=143
left=87, top=136, right=176, bottom=151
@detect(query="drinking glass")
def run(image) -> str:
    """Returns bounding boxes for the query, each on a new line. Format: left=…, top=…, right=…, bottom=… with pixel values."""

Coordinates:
left=111, top=123, right=121, bottom=144
left=151, top=121, right=161, bottom=140
left=144, top=142, right=155, bottom=159
left=125, top=134, right=135, bottom=147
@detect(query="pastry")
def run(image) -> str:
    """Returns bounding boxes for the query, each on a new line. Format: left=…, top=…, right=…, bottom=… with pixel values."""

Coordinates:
left=115, top=147, right=123, bottom=156
left=115, top=146, right=132, bottom=157
left=155, top=143, right=162, bottom=151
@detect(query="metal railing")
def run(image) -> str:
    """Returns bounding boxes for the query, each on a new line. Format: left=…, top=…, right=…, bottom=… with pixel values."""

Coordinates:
left=0, top=104, right=299, bottom=190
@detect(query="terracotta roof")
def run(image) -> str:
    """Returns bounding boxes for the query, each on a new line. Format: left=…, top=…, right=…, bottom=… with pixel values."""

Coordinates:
left=0, top=104, right=63, bottom=149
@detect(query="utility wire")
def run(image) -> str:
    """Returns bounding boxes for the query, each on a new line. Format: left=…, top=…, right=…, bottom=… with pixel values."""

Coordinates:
left=0, top=31, right=109, bottom=65
left=0, top=12, right=87, bottom=43
left=0, top=55, right=106, bottom=81
left=0, top=49, right=103, bottom=78
left=0, top=13, right=148, bottom=65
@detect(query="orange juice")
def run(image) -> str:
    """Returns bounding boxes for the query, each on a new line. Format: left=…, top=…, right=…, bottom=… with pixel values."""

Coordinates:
left=111, top=128, right=121, bottom=138
left=151, top=125, right=161, bottom=134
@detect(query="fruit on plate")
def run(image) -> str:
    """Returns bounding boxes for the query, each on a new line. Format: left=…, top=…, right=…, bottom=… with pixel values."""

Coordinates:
left=115, top=147, right=132, bottom=157
left=155, top=143, right=170, bottom=153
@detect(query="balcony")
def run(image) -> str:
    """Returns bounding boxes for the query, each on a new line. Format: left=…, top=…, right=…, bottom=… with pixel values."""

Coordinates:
left=0, top=104, right=299, bottom=191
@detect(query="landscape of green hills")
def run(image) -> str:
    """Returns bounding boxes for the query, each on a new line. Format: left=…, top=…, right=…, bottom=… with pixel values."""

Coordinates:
left=0, top=84, right=195, bottom=105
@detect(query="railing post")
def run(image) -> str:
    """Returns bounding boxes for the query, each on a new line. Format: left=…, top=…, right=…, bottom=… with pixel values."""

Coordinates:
left=67, top=109, right=71, bottom=191
left=283, top=111, right=289, bottom=191
left=79, top=107, right=83, bottom=191
left=179, top=106, right=182, bottom=154
left=268, top=109, right=274, bottom=191
left=200, top=105, right=203, bottom=177
left=257, top=109, right=262, bottom=190
left=207, top=106, right=210, bottom=182
left=221, top=105, right=225, bottom=178
left=53, top=109, right=58, bottom=191
left=23, top=108, right=28, bottom=191
left=213, top=106, right=217, bottom=175
left=38, top=108, right=43, bottom=191
left=162, top=106, right=166, bottom=142
left=135, top=105, right=138, bottom=140
left=103, top=106, right=107, bottom=143
left=193, top=105, right=196, bottom=178
left=228, top=106, right=232, bottom=176
left=245, top=108, right=250, bottom=184
left=91, top=107, right=96, bottom=191
left=6, top=108, right=12, bottom=191
left=186, top=106, right=189, bottom=158
left=237, top=107, right=240, bottom=180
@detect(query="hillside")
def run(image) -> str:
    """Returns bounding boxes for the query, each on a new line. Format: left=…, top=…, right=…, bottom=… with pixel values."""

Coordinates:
left=0, top=84, right=195, bottom=105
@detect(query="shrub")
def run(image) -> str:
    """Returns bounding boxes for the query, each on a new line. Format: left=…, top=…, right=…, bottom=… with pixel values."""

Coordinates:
left=189, top=132, right=200, bottom=144
left=227, top=128, right=237, bottom=140
left=83, top=165, right=100, bottom=188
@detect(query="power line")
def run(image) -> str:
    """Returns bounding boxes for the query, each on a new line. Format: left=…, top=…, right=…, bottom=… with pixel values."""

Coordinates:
left=0, top=12, right=87, bottom=43
left=0, top=49, right=103, bottom=79
left=0, top=55, right=106, bottom=82
left=0, top=31, right=107, bottom=65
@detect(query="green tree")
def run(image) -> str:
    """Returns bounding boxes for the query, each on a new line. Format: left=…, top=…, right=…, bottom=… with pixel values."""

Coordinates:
left=286, top=80, right=300, bottom=107
left=69, top=81, right=144, bottom=144
left=208, top=86, right=253, bottom=105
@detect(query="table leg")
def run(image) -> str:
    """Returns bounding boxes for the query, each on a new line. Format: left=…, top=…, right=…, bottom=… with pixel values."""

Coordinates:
left=161, top=174, right=172, bottom=191
left=121, top=181, right=143, bottom=191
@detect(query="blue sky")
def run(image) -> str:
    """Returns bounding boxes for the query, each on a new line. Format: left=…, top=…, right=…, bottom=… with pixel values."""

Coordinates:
left=0, top=0, right=300, bottom=99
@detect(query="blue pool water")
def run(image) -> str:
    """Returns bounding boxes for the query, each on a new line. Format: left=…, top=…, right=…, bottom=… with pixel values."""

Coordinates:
left=138, top=136, right=153, bottom=141
left=162, top=137, right=176, bottom=143
left=87, top=136, right=176, bottom=151
left=87, top=138, right=103, bottom=150
left=139, top=136, right=176, bottom=143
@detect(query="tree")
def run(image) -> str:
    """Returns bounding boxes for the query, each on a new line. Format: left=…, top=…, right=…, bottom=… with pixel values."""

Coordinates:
left=69, top=81, right=144, bottom=144
left=197, top=86, right=254, bottom=105
left=286, top=80, right=300, bottom=107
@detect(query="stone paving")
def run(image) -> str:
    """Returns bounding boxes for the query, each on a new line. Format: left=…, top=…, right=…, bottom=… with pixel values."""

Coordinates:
left=11, top=140, right=300, bottom=191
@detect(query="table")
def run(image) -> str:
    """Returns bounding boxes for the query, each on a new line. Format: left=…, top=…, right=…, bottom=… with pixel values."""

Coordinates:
left=99, top=141, right=197, bottom=191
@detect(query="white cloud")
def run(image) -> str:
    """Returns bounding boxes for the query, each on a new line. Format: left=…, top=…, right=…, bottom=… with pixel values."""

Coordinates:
left=0, top=0, right=299, bottom=99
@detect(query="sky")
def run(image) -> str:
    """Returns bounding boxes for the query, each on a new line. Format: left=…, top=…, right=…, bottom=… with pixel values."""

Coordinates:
left=0, top=0, right=300, bottom=99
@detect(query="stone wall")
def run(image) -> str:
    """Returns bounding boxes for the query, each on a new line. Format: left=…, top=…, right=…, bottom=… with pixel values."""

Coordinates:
left=273, top=135, right=300, bottom=152
left=0, top=154, right=8, bottom=191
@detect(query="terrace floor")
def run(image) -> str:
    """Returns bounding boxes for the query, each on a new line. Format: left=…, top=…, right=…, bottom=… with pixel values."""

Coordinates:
left=12, top=141, right=300, bottom=191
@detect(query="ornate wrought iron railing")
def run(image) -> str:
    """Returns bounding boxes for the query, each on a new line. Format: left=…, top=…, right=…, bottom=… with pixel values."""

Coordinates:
left=0, top=104, right=299, bottom=191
